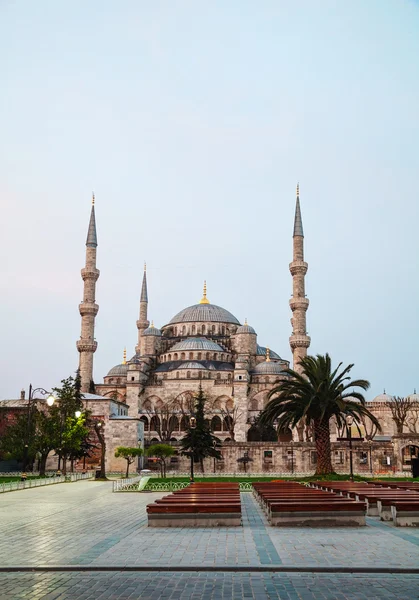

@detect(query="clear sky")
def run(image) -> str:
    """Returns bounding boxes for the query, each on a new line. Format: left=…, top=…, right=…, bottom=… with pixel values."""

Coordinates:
left=1, top=0, right=418, bottom=400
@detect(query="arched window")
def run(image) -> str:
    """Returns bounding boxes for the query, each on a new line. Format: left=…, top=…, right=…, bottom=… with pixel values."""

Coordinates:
left=204, top=418, right=211, bottom=429
left=181, top=352, right=185, bottom=360
left=222, top=326, right=225, bottom=335
left=176, top=372, right=179, bottom=379
left=150, top=416, right=160, bottom=431
left=251, top=399, right=258, bottom=411
left=216, top=373, right=221, bottom=380
left=174, top=327, right=177, bottom=336
left=212, top=325, right=215, bottom=334
left=109, top=378, right=113, bottom=384
left=182, top=325, right=186, bottom=335
left=169, top=415, right=179, bottom=432
left=206, top=352, right=210, bottom=360
left=198, top=371, right=202, bottom=379
left=189, top=352, right=193, bottom=360
left=180, top=416, right=189, bottom=431
left=221, top=354, right=225, bottom=361
left=168, top=354, right=172, bottom=361
left=227, top=373, right=232, bottom=381
left=197, top=352, right=202, bottom=360
left=202, top=325, right=206, bottom=334
left=213, top=353, right=217, bottom=360
left=187, top=371, right=191, bottom=379
left=139, top=416, right=149, bottom=431
left=211, top=415, right=222, bottom=431
left=174, top=353, right=178, bottom=360
left=192, top=325, right=196, bottom=334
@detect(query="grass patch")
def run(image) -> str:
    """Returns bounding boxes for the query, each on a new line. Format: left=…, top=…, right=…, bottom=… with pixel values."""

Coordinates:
left=0, top=476, right=41, bottom=483
left=147, top=474, right=419, bottom=483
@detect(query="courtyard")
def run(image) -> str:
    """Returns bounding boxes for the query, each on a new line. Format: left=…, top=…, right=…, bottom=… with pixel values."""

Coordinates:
left=1, top=481, right=419, bottom=598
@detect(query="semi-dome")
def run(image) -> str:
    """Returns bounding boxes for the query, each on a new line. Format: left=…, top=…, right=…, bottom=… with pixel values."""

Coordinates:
left=107, top=363, right=128, bottom=377
left=257, top=345, right=280, bottom=359
left=168, top=304, right=240, bottom=325
left=169, top=337, right=224, bottom=352
left=178, top=361, right=206, bottom=370
left=252, top=361, right=285, bottom=375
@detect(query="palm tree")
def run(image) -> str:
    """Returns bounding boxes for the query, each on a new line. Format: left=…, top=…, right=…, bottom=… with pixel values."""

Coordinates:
left=259, top=354, right=381, bottom=475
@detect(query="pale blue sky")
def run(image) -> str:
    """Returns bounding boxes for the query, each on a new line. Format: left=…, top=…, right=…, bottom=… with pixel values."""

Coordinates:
left=1, top=0, right=418, bottom=399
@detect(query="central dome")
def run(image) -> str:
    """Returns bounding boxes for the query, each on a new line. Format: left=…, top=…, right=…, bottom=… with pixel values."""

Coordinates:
left=168, top=304, right=240, bottom=325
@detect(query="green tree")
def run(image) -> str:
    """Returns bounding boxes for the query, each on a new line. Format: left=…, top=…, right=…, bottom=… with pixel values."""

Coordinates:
left=115, top=446, right=143, bottom=477
left=180, top=384, right=221, bottom=473
left=259, top=354, right=381, bottom=475
left=52, top=375, right=85, bottom=474
left=146, top=443, right=174, bottom=478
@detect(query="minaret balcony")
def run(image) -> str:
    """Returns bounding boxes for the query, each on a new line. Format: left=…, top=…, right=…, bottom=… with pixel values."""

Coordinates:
left=76, top=340, right=98, bottom=353
left=289, top=297, right=309, bottom=312
left=289, top=334, right=311, bottom=350
left=81, top=267, right=100, bottom=281
left=136, top=319, right=150, bottom=330
left=79, top=302, right=99, bottom=316
left=289, top=261, right=308, bottom=276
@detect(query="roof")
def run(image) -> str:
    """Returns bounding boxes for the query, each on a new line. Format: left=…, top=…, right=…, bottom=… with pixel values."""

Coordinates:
left=143, top=325, right=162, bottom=336
left=252, top=361, right=286, bottom=375
left=0, top=399, right=28, bottom=408
left=177, top=361, right=206, bottom=370
left=140, top=270, right=148, bottom=303
left=155, top=360, right=234, bottom=373
left=236, top=324, right=256, bottom=334
left=167, top=304, right=240, bottom=325
left=257, top=345, right=281, bottom=359
left=293, top=196, right=304, bottom=237
left=169, top=337, right=224, bottom=352
left=106, top=363, right=128, bottom=377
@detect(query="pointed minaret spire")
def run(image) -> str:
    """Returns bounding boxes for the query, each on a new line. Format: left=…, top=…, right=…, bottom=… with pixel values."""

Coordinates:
left=122, top=348, right=127, bottom=365
left=293, top=183, right=304, bottom=238
left=77, top=196, right=100, bottom=392
left=289, top=184, right=310, bottom=374
left=136, top=262, right=150, bottom=353
left=86, top=193, right=98, bottom=247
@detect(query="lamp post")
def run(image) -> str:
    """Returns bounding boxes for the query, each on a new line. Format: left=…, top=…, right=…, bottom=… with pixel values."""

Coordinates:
left=290, top=440, right=294, bottom=475
left=346, top=415, right=354, bottom=482
left=213, top=439, right=217, bottom=473
left=368, top=440, right=373, bottom=475
left=189, top=416, right=196, bottom=483
left=22, top=385, right=55, bottom=479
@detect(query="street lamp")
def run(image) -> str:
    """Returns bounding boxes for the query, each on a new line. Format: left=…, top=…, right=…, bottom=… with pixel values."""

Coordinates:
left=22, top=385, right=55, bottom=478
left=213, top=439, right=217, bottom=474
left=346, top=415, right=354, bottom=482
left=368, top=439, right=373, bottom=475
left=189, top=416, right=196, bottom=483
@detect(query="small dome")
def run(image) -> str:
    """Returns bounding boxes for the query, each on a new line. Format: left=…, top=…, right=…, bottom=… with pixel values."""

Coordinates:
left=169, top=337, right=224, bottom=352
left=167, top=304, right=240, bottom=325
left=257, top=345, right=280, bottom=359
left=236, top=322, right=256, bottom=334
left=143, top=324, right=162, bottom=336
left=107, top=363, right=128, bottom=377
left=178, top=361, right=206, bottom=370
left=372, top=392, right=393, bottom=402
left=252, top=361, right=285, bottom=375
left=408, top=391, right=419, bottom=402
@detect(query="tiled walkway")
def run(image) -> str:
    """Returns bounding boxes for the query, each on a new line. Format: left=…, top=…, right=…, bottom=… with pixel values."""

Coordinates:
left=2, top=480, right=419, bottom=598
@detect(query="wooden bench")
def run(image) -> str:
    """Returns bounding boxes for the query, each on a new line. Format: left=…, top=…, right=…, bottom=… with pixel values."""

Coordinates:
left=390, top=501, right=419, bottom=526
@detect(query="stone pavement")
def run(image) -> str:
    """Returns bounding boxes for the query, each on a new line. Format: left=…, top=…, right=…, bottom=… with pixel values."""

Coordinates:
left=1, top=480, right=419, bottom=598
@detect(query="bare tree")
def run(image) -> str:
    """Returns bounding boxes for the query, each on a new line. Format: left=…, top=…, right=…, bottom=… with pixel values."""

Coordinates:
left=406, top=403, right=419, bottom=434
left=387, top=396, right=417, bottom=434
left=144, top=400, right=180, bottom=442
left=359, top=413, right=380, bottom=440
left=218, top=403, right=243, bottom=441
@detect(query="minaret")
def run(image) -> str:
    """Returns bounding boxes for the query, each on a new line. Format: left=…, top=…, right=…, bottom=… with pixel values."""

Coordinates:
left=289, top=183, right=310, bottom=373
left=135, top=263, right=149, bottom=353
left=77, top=194, right=100, bottom=392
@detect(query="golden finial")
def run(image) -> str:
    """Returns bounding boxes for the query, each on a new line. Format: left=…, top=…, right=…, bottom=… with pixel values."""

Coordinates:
left=144, top=262, right=146, bottom=272
left=92, top=192, right=95, bottom=206
left=122, top=347, right=127, bottom=365
left=296, top=183, right=299, bottom=198
left=266, top=347, right=271, bottom=362
left=199, top=280, right=210, bottom=304
left=244, top=318, right=248, bottom=325
left=151, top=320, right=155, bottom=328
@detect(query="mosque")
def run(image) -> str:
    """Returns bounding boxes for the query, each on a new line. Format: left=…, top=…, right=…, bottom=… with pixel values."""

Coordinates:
left=74, top=186, right=419, bottom=474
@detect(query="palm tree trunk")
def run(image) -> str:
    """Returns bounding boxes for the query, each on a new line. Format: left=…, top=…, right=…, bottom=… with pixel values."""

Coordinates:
left=313, top=418, right=334, bottom=475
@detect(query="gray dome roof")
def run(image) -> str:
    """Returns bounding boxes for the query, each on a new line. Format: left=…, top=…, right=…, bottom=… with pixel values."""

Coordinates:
left=252, top=361, right=285, bottom=375
left=236, top=323, right=256, bottom=334
left=168, top=304, right=240, bottom=325
left=257, top=345, right=280, bottom=359
left=143, top=325, right=162, bottom=336
left=169, top=337, right=224, bottom=352
left=178, top=361, right=206, bottom=370
left=107, top=363, right=128, bottom=377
